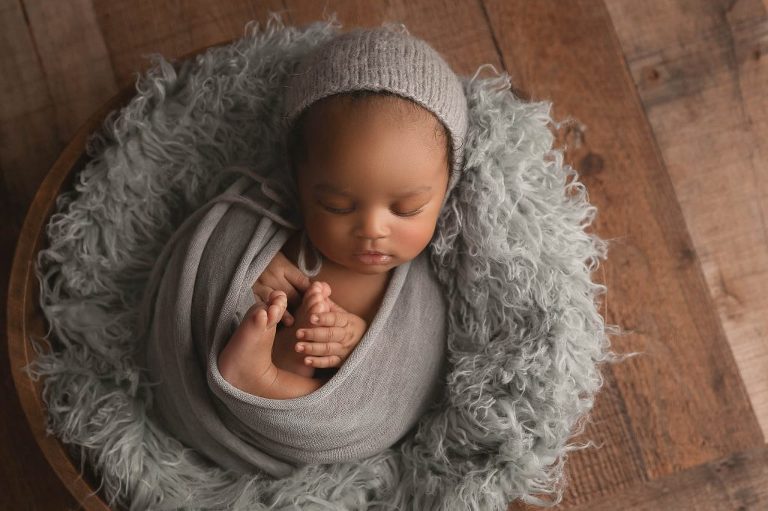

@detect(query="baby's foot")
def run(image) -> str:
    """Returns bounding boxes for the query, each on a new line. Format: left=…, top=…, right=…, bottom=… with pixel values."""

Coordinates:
left=218, top=290, right=287, bottom=394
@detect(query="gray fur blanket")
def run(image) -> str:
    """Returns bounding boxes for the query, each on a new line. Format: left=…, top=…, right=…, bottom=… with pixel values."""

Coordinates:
left=28, top=13, right=621, bottom=510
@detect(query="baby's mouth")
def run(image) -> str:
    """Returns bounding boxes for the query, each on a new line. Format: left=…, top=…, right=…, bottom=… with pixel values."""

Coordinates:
left=354, top=252, right=392, bottom=265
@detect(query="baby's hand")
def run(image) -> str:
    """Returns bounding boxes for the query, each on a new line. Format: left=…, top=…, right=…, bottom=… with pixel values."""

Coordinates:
left=295, top=298, right=367, bottom=369
left=252, top=250, right=310, bottom=327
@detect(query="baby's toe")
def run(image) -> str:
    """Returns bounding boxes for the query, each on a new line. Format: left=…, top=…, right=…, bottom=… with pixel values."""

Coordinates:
left=269, top=290, right=288, bottom=308
left=244, top=304, right=269, bottom=330
left=266, top=291, right=287, bottom=326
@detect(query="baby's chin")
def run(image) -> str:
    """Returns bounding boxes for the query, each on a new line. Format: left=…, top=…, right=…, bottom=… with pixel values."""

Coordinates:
left=346, top=261, right=398, bottom=275
left=351, top=265, right=397, bottom=276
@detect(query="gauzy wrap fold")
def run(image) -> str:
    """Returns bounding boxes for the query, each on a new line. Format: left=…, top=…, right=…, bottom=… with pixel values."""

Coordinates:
left=139, top=168, right=448, bottom=478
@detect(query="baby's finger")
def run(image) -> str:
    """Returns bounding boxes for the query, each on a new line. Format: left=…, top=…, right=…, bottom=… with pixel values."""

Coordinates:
left=310, top=312, right=349, bottom=328
left=285, top=264, right=311, bottom=293
left=256, top=271, right=301, bottom=305
left=303, top=355, right=343, bottom=368
left=280, top=283, right=302, bottom=306
left=281, top=310, right=295, bottom=326
left=304, top=291, right=328, bottom=310
left=266, top=275, right=301, bottom=305
left=295, top=341, right=342, bottom=356
left=296, top=326, right=345, bottom=343
left=251, top=282, right=274, bottom=304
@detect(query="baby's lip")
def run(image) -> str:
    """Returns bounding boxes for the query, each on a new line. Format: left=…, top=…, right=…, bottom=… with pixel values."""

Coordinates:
left=356, top=250, right=388, bottom=255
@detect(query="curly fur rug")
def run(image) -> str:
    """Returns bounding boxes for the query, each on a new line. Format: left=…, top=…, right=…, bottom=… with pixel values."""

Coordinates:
left=27, top=12, right=625, bottom=510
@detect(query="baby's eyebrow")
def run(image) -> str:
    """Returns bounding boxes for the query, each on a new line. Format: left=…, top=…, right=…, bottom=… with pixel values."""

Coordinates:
left=392, top=185, right=433, bottom=198
left=313, top=183, right=432, bottom=198
left=313, top=183, right=351, bottom=195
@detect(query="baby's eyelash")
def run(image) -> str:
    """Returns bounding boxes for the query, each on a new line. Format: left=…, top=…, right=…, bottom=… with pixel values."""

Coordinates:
left=320, top=204, right=423, bottom=217
left=395, top=208, right=424, bottom=217
left=322, top=205, right=353, bottom=214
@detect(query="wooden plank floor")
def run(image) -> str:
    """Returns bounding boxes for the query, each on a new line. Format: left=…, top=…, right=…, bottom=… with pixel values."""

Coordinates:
left=1, top=1, right=766, bottom=509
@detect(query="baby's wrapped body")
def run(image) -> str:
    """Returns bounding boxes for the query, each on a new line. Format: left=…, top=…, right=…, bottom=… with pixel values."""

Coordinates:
left=139, top=175, right=448, bottom=478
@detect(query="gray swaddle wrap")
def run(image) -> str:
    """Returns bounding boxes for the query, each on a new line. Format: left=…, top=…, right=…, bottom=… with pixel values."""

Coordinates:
left=138, top=169, right=448, bottom=478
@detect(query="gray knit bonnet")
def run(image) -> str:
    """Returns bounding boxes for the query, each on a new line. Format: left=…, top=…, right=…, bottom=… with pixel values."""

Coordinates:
left=282, top=24, right=468, bottom=201
left=280, top=24, right=468, bottom=275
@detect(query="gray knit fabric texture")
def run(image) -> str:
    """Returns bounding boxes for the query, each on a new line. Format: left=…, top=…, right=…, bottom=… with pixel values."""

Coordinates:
left=281, top=24, right=469, bottom=200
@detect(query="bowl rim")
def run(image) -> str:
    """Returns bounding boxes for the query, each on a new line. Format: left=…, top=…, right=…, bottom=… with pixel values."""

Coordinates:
left=6, top=39, right=232, bottom=510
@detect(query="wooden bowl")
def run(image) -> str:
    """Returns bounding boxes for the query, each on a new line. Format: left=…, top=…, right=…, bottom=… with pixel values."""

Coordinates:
left=6, top=42, right=227, bottom=511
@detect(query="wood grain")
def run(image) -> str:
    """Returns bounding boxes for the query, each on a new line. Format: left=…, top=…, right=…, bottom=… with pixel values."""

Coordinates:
left=604, top=0, right=768, bottom=439
left=6, top=85, right=128, bottom=511
left=1, top=0, right=83, bottom=507
left=0, top=0, right=62, bottom=216
left=483, top=0, right=764, bottom=505
left=23, top=0, right=118, bottom=138
left=89, top=0, right=285, bottom=87
left=567, top=445, right=768, bottom=511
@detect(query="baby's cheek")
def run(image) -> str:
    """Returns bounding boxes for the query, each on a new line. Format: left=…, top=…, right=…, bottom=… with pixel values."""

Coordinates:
left=396, top=221, right=434, bottom=257
left=304, top=215, right=338, bottom=248
left=305, top=219, right=344, bottom=252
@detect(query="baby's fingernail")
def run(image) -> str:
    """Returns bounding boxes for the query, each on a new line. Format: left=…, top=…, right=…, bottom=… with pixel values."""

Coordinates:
left=305, top=358, right=312, bottom=365
left=310, top=315, right=318, bottom=324
left=296, top=344, right=304, bottom=352
left=296, top=330, right=304, bottom=338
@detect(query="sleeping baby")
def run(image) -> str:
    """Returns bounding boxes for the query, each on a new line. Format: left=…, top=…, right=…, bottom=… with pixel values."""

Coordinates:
left=217, top=25, right=468, bottom=400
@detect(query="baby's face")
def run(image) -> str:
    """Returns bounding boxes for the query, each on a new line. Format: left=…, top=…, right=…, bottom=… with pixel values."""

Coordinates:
left=294, top=94, right=449, bottom=276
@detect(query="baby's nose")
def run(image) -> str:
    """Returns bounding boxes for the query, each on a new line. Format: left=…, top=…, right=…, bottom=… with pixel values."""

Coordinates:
left=354, top=210, right=389, bottom=239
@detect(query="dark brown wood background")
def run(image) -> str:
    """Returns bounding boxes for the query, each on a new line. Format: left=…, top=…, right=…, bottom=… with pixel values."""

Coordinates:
left=2, top=1, right=767, bottom=509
